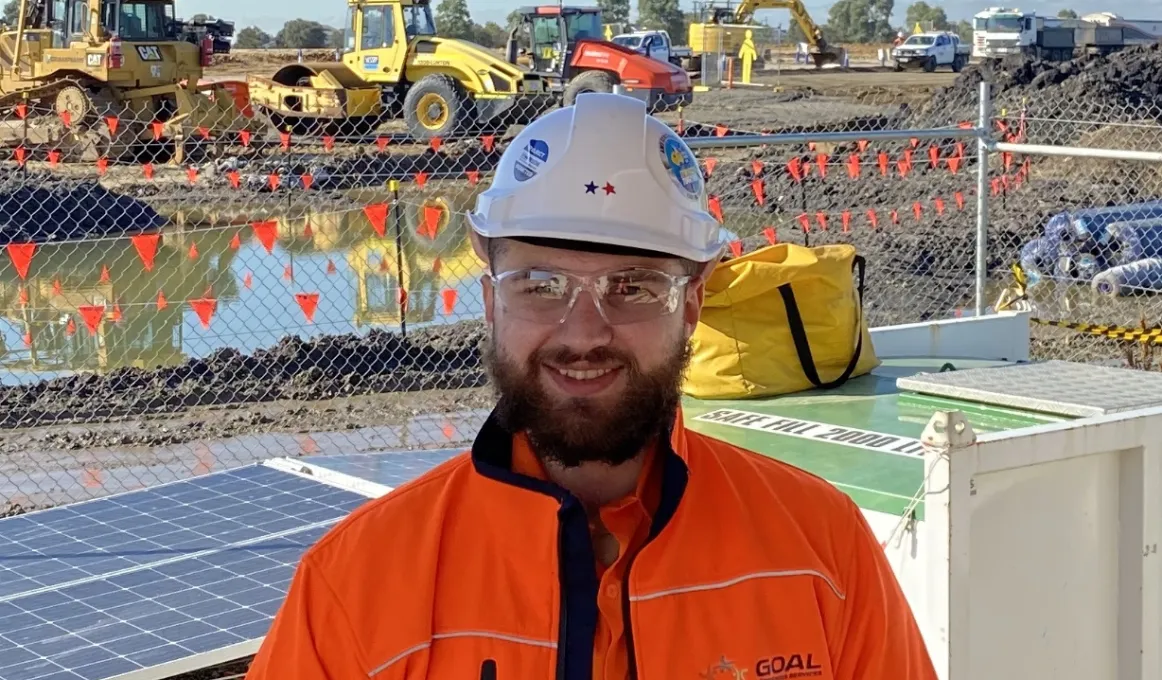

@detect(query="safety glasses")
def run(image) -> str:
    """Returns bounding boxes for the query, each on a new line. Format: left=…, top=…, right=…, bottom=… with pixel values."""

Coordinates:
left=489, top=266, right=692, bottom=325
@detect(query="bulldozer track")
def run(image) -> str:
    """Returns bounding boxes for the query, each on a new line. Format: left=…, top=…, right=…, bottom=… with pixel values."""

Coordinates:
left=0, top=78, right=87, bottom=114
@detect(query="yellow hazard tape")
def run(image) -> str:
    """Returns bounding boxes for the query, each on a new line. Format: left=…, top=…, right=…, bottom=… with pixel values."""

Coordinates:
left=1030, top=318, right=1162, bottom=345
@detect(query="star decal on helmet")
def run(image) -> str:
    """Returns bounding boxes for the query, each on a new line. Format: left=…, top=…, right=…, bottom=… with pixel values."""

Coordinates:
left=603, top=182, right=616, bottom=195
left=584, top=181, right=598, bottom=194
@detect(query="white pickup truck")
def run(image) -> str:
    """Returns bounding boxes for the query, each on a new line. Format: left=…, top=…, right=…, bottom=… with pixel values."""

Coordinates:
left=892, top=31, right=972, bottom=72
left=611, top=29, right=694, bottom=70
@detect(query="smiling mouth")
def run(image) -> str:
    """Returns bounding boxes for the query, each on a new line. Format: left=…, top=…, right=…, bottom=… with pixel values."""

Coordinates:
left=553, top=366, right=617, bottom=380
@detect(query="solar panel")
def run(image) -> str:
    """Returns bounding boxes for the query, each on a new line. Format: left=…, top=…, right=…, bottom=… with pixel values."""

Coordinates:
left=291, top=448, right=466, bottom=489
left=0, top=464, right=373, bottom=680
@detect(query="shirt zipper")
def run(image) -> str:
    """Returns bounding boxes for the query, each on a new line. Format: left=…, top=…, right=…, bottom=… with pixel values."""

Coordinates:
left=622, top=548, right=641, bottom=680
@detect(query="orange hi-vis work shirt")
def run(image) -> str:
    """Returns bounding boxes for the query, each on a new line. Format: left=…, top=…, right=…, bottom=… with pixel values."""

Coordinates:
left=246, top=408, right=938, bottom=680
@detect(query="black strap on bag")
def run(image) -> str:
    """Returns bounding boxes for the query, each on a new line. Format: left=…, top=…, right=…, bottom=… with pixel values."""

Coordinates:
left=776, top=255, right=866, bottom=390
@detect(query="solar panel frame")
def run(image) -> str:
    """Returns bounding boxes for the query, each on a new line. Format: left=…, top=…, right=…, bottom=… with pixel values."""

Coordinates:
left=0, top=463, right=383, bottom=680
left=272, top=448, right=466, bottom=490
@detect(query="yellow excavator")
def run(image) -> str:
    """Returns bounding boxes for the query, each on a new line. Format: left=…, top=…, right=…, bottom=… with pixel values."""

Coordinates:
left=0, top=0, right=255, bottom=161
left=247, top=0, right=555, bottom=141
left=687, top=0, right=845, bottom=69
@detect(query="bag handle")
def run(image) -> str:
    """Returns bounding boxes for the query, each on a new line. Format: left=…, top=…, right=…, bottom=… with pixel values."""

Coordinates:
left=776, top=255, right=866, bottom=390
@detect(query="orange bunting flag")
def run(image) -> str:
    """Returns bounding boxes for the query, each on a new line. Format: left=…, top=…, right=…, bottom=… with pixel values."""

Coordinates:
left=18, top=286, right=27, bottom=305
left=187, top=166, right=198, bottom=184
left=429, top=137, right=443, bottom=153
left=6, top=243, right=35, bottom=280
left=99, top=265, right=111, bottom=284
left=1002, top=151, right=1013, bottom=172
left=841, top=210, right=852, bottom=233
left=279, top=131, right=291, bottom=150
left=295, top=292, right=320, bottom=324
left=935, top=197, right=946, bottom=215
left=751, top=160, right=763, bottom=176
left=482, top=135, right=495, bottom=152
left=379, top=256, right=391, bottom=273
left=227, top=170, right=241, bottom=189
left=302, top=173, right=314, bottom=191
left=891, top=209, right=900, bottom=225
left=715, top=124, right=728, bottom=138
left=268, top=173, right=280, bottom=192
left=802, top=161, right=814, bottom=179
left=728, top=241, right=742, bottom=258
left=52, top=278, right=61, bottom=296
left=326, top=259, right=337, bottom=275
left=243, top=272, right=253, bottom=289
left=703, top=157, right=718, bottom=177
left=442, top=288, right=458, bottom=315
left=197, top=126, right=210, bottom=140
left=750, top=178, right=765, bottom=206
left=364, top=203, right=389, bottom=237
left=1001, top=175, right=1010, bottom=192
left=432, top=258, right=442, bottom=275
left=948, top=156, right=962, bottom=174
left=239, top=129, right=252, bottom=147
left=807, top=142, right=817, bottom=152
left=65, top=318, right=75, bottom=336
left=847, top=154, right=861, bottom=180
left=190, top=298, right=217, bottom=330
left=252, top=220, right=278, bottom=254
left=14, top=146, right=25, bottom=166
left=112, top=303, right=122, bottom=323
left=283, top=264, right=294, bottom=281
left=303, top=222, right=313, bottom=239
left=467, top=170, right=480, bottom=186
left=707, top=195, right=723, bottom=224
left=912, top=202, right=923, bottom=220
left=908, top=137, right=918, bottom=148
left=188, top=242, right=198, bottom=260
left=867, top=209, right=879, bottom=230
left=955, top=192, right=966, bottom=211
left=897, top=158, right=910, bottom=178
left=97, top=157, right=108, bottom=175
left=397, top=289, right=408, bottom=313
left=156, top=290, right=168, bottom=310
left=23, top=330, right=31, bottom=348
left=815, top=154, right=828, bottom=178
left=15, top=103, right=26, bottom=120
left=787, top=157, right=803, bottom=183
left=143, top=162, right=155, bottom=180
left=131, top=233, right=160, bottom=271
left=877, top=152, right=889, bottom=177
left=377, top=136, right=389, bottom=152
left=48, top=149, right=60, bottom=168
left=797, top=213, right=810, bottom=233
left=857, top=139, right=869, bottom=153
left=415, top=171, right=429, bottom=188
left=422, top=205, right=442, bottom=239
left=1021, top=158, right=1031, bottom=179
left=229, top=232, right=241, bottom=250
left=928, top=146, right=939, bottom=168
left=763, top=227, right=777, bottom=245
left=148, top=121, right=163, bottom=141
left=323, top=135, right=334, bottom=152
left=60, top=110, right=72, bottom=128
left=903, top=148, right=914, bottom=170
left=79, top=305, right=105, bottom=335
left=815, top=212, right=828, bottom=231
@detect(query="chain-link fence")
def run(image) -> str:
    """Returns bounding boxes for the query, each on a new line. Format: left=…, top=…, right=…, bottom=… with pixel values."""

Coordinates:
left=2, top=55, right=1161, bottom=514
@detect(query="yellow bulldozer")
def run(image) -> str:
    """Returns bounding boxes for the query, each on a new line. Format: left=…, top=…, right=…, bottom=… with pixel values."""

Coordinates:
left=0, top=0, right=255, bottom=161
left=687, top=0, right=845, bottom=69
left=246, top=0, right=556, bottom=141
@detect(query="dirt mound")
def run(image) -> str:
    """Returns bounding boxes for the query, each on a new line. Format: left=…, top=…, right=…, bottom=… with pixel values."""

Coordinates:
left=916, top=44, right=1162, bottom=137
left=0, top=320, right=489, bottom=428
left=0, top=168, right=165, bottom=244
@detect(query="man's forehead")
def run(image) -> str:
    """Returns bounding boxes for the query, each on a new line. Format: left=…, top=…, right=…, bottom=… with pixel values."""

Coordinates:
left=493, top=237, right=681, bottom=272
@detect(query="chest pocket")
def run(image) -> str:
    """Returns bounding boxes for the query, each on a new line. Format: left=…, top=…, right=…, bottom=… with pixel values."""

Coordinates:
left=373, top=632, right=557, bottom=679
left=628, top=570, right=838, bottom=680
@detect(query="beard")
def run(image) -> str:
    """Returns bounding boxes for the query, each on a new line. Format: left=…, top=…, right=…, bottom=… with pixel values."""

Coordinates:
left=483, top=333, right=692, bottom=469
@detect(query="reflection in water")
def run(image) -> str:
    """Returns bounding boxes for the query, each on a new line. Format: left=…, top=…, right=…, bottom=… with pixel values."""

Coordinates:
left=0, top=183, right=488, bottom=385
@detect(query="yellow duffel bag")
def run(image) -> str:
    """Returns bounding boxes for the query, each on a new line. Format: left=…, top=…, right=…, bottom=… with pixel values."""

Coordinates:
left=684, top=242, right=880, bottom=399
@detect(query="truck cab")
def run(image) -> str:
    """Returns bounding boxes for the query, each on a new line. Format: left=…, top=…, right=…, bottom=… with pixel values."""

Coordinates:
left=891, top=31, right=970, bottom=72
left=611, top=29, right=689, bottom=68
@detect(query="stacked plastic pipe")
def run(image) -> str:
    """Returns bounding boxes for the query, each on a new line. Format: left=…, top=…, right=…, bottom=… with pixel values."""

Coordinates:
left=1018, top=200, right=1162, bottom=297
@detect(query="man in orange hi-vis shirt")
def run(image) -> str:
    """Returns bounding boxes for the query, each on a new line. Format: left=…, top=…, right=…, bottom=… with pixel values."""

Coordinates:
left=246, top=93, right=938, bottom=680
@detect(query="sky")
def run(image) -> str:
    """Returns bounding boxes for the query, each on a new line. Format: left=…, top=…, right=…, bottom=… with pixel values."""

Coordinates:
left=175, top=1, right=1152, bottom=35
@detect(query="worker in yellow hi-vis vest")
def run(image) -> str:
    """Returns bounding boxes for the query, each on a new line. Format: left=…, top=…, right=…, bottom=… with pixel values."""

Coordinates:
left=739, top=29, right=758, bottom=84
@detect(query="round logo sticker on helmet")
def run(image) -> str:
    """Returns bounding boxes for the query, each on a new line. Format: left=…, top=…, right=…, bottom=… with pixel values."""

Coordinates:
left=514, top=139, right=550, bottom=182
left=659, top=134, right=702, bottom=200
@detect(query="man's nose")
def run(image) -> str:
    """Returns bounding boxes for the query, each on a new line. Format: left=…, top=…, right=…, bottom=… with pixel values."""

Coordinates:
left=556, top=288, right=613, bottom=348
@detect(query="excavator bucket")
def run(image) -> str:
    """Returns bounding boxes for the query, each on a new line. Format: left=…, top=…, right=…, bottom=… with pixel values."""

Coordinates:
left=164, top=85, right=261, bottom=140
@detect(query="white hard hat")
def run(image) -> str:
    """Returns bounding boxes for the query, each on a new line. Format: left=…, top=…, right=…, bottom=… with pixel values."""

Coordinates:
left=468, top=92, right=724, bottom=263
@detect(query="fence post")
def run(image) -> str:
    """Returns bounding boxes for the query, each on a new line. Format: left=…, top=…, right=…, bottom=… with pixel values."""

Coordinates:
left=975, top=80, right=992, bottom=317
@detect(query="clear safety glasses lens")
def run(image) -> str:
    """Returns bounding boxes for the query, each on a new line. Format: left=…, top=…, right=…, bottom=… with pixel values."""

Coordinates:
left=492, top=268, right=690, bottom=325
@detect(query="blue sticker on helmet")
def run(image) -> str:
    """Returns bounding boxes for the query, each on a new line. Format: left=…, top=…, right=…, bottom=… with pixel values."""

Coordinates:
left=659, top=135, right=701, bottom=199
left=514, top=139, right=550, bottom=182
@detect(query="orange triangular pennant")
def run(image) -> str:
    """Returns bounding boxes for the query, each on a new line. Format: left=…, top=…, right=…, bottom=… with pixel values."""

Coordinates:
left=252, top=220, right=278, bottom=254
left=467, top=170, right=480, bottom=186
left=79, top=305, right=105, bottom=335
left=414, top=171, right=428, bottom=188
left=131, top=233, right=160, bottom=271
left=762, top=227, right=777, bottom=245
left=728, top=241, right=742, bottom=258
left=190, top=298, right=217, bottom=329
left=99, top=265, right=110, bottom=284
left=363, top=203, right=389, bottom=237
left=441, top=289, right=457, bottom=315
left=422, top=205, right=442, bottom=239
left=156, top=290, right=168, bottom=310
left=6, top=243, right=35, bottom=280
left=295, top=292, right=320, bottom=323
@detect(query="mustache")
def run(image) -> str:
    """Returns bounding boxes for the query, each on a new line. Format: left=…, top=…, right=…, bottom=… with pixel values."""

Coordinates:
left=534, top=345, right=635, bottom=368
